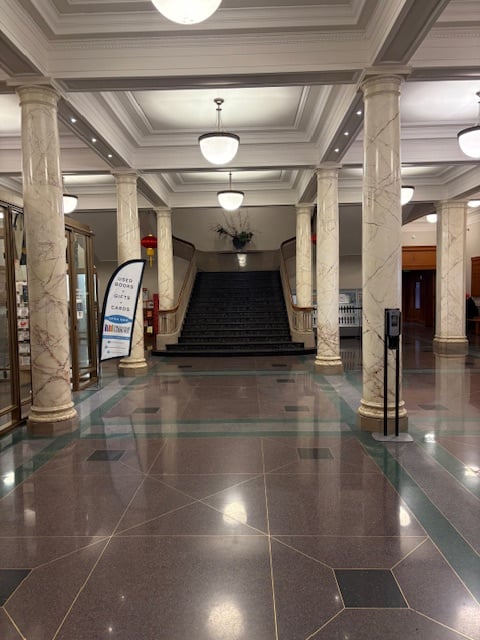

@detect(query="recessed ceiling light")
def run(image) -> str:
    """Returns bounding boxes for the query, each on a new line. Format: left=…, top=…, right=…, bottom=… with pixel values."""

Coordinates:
left=334, top=148, right=340, bottom=153
left=91, top=137, right=97, bottom=143
left=107, top=153, right=113, bottom=159
left=356, top=110, right=362, bottom=116
left=70, top=117, right=77, bottom=124
left=467, top=199, right=480, bottom=208
left=344, top=131, right=349, bottom=136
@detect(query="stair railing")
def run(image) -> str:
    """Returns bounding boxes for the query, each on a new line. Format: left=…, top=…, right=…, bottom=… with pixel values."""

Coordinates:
left=279, top=237, right=315, bottom=348
left=156, top=236, right=197, bottom=350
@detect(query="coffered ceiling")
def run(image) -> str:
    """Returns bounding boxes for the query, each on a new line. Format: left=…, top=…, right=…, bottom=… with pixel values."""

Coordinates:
left=0, top=0, right=479, bottom=228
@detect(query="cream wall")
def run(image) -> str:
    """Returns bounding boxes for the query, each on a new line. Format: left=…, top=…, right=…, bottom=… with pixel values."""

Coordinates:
left=95, top=257, right=188, bottom=309
left=172, top=206, right=296, bottom=252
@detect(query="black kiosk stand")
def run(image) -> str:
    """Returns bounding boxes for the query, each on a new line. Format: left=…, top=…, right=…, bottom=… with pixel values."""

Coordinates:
left=372, top=308, right=413, bottom=442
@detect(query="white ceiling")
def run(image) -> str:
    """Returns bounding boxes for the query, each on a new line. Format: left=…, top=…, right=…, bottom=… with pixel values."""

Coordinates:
left=1, top=0, right=480, bottom=249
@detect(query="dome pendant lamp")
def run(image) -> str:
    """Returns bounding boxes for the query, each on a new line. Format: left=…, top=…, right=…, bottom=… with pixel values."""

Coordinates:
left=458, top=91, right=480, bottom=159
left=199, top=98, right=240, bottom=166
left=62, top=176, right=78, bottom=214
left=217, top=172, right=244, bottom=211
left=401, top=186, right=414, bottom=205
left=62, top=194, right=78, bottom=214
left=151, top=0, right=222, bottom=24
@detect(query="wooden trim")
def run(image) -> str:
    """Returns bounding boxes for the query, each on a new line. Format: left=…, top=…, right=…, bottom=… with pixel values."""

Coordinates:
left=472, top=257, right=480, bottom=297
left=402, top=245, right=436, bottom=270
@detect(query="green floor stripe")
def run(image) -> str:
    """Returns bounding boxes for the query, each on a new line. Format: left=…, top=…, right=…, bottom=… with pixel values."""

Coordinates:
left=360, top=433, right=480, bottom=602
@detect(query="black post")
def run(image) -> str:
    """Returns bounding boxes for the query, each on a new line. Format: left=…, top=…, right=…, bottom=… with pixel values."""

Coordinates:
left=383, top=309, right=388, bottom=437
left=395, top=339, right=400, bottom=437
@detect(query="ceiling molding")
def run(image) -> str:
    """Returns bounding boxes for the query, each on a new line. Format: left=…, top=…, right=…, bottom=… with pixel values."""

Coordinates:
left=374, top=0, right=452, bottom=65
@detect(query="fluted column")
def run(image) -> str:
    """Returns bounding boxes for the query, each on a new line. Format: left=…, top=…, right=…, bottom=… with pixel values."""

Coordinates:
left=17, top=84, right=77, bottom=435
left=433, top=200, right=468, bottom=356
left=295, top=204, right=313, bottom=308
left=113, top=170, right=148, bottom=377
left=358, top=73, right=408, bottom=433
left=315, top=166, right=343, bottom=374
left=156, top=207, right=174, bottom=310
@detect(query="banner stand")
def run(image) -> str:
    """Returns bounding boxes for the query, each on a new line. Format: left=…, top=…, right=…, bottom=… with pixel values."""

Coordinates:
left=372, top=308, right=413, bottom=443
left=99, top=259, right=146, bottom=362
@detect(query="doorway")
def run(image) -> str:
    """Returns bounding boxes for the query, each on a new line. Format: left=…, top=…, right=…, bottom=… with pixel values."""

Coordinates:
left=402, top=270, right=435, bottom=327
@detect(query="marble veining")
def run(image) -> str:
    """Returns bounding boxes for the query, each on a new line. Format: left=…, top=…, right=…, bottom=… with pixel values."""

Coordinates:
left=434, top=201, right=468, bottom=351
left=295, top=204, right=312, bottom=308
left=156, top=207, right=175, bottom=310
left=315, top=167, right=343, bottom=372
left=358, top=75, right=406, bottom=426
left=113, top=171, right=147, bottom=373
left=17, top=85, right=77, bottom=426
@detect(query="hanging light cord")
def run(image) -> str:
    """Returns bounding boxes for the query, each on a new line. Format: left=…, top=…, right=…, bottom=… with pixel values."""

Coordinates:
left=214, top=98, right=224, bottom=132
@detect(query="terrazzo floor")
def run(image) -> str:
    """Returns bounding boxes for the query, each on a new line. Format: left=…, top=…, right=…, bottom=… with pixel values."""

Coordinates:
left=0, top=327, right=479, bottom=639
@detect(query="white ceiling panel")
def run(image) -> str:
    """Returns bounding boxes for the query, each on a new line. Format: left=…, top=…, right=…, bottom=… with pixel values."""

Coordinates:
left=132, top=87, right=306, bottom=132
left=0, top=0, right=479, bottom=249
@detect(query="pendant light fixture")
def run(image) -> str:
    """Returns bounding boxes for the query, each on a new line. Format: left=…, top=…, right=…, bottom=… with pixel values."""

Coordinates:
left=62, top=194, right=78, bottom=214
left=458, top=91, right=480, bottom=158
left=217, top=172, right=244, bottom=211
left=151, top=0, right=222, bottom=24
left=62, top=177, right=78, bottom=214
left=199, top=98, right=240, bottom=166
left=401, top=186, right=414, bottom=205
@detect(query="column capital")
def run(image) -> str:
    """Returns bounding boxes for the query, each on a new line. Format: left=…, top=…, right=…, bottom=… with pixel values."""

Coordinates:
left=15, top=83, right=61, bottom=109
left=295, top=203, right=314, bottom=213
left=154, top=206, right=172, bottom=217
left=360, top=70, right=409, bottom=99
left=361, top=65, right=412, bottom=82
left=316, top=163, right=342, bottom=173
left=434, top=199, right=468, bottom=212
left=111, top=169, right=138, bottom=183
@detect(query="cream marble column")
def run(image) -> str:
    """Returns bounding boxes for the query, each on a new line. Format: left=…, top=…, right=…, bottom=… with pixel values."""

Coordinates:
left=315, top=166, right=343, bottom=374
left=17, top=84, right=78, bottom=435
left=156, top=207, right=175, bottom=310
left=295, top=204, right=313, bottom=308
left=113, top=171, right=148, bottom=377
left=433, top=200, right=468, bottom=356
left=358, top=74, right=407, bottom=433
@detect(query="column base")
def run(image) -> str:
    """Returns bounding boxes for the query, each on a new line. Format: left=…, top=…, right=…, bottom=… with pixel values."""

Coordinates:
left=357, top=399, right=408, bottom=433
left=118, top=359, right=148, bottom=377
left=27, top=404, right=78, bottom=436
left=433, top=337, right=468, bottom=356
left=314, top=357, right=344, bottom=375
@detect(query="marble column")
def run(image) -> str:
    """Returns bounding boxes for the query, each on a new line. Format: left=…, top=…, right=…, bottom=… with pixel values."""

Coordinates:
left=156, top=207, right=175, bottom=310
left=315, top=166, right=343, bottom=374
left=358, top=74, right=408, bottom=433
left=16, top=84, right=78, bottom=435
left=433, top=200, right=468, bottom=356
left=113, top=171, right=148, bottom=377
left=295, top=204, right=313, bottom=309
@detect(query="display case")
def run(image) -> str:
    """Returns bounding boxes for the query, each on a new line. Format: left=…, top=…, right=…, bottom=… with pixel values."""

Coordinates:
left=16, top=281, right=30, bottom=369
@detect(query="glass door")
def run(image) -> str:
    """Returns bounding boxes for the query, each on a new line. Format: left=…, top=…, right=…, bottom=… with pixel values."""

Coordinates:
left=66, top=220, right=98, bottom=390
left=0, top=205, right=32, bottom=432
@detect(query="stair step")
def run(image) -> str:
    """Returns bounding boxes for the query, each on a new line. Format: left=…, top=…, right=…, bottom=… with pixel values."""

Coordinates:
left=179, top=336, right=291, bottom=344
left=166, top=342, right=305, bottom=351
left=153, top=270, right=312, bottom=357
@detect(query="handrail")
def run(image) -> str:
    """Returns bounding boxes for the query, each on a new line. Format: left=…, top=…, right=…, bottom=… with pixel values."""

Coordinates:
left=156, top=236, right=197, bottom=349
left=279, top=237, right=315, bottom=348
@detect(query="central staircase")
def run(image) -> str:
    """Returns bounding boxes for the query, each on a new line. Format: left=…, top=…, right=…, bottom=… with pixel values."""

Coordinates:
left=159, top=270, right=310, bottom=356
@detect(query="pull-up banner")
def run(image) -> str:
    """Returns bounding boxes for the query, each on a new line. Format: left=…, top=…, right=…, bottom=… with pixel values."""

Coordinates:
left=99, top=259, right=146, bottom=361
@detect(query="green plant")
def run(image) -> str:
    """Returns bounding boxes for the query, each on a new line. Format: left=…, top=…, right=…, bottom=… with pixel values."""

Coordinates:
left=213, top=214, right=253, bottom=245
